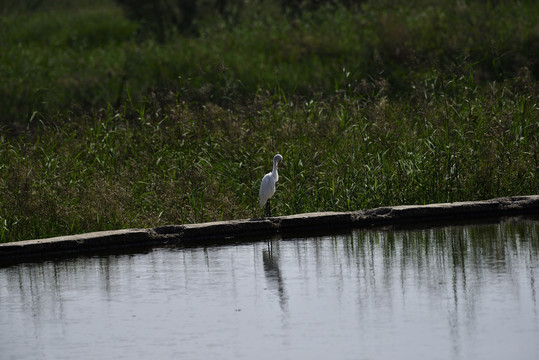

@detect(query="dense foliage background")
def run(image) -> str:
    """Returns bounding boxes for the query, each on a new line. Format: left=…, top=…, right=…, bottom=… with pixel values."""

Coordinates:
left=1, top=0, right=537, bottom=241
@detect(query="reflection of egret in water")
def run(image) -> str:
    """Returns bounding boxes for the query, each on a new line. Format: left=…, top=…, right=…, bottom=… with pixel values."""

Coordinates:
left=1, top=218, right=537, bottom=360
left=262, top=241, right=288, bottom=312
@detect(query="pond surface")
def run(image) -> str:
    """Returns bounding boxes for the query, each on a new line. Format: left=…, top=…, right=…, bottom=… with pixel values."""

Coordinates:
left=1, top=217, right=538, bottom=360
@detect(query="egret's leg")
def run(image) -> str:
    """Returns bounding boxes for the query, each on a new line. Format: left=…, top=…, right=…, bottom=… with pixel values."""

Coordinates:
left=266, top=200, right=271, bottom=217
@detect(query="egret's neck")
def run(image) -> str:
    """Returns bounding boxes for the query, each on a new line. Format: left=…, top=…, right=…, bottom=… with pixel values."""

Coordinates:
left=272, top=161, right=279, bottom=180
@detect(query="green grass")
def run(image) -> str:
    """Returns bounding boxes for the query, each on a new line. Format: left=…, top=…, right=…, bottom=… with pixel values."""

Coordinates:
left=0, top=0, right=538, bottom=242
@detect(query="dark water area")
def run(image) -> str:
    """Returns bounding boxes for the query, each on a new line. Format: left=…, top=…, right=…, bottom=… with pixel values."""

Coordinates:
left=1, top=217, right=538, bottom=359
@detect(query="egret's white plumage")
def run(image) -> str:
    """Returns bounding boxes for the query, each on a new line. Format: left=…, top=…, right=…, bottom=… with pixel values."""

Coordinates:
left=259, top=154, right=283, bottom=217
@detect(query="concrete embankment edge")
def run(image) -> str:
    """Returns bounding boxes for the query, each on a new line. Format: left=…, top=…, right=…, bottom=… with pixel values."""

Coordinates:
left=1, top=195, right=538, bottom=264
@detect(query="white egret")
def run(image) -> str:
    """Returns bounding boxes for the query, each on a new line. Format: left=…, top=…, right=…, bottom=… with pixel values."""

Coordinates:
left=259, top=154, right=283, bottom=217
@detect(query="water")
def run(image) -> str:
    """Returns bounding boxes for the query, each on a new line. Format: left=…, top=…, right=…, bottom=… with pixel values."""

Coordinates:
left=1, top=218, right=538, bottom=360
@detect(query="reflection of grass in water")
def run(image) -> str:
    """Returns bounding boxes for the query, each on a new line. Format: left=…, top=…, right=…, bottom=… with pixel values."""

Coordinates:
left=345, top=220, right=539, bottom=288
left=1, top=0, right=538, bottom=242
left=291, top=220, right=538, bottom=317
left=280, top=220, right=538, bottom=320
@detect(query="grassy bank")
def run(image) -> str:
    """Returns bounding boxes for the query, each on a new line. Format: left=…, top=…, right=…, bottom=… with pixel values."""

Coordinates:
left=1, top=0, right=538, bottom=242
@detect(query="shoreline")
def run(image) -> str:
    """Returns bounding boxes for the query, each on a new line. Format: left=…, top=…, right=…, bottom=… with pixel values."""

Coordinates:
left=1, top=195, right=538, bottom=265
